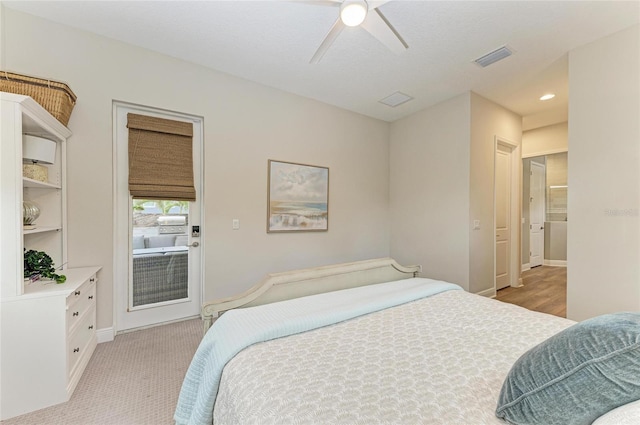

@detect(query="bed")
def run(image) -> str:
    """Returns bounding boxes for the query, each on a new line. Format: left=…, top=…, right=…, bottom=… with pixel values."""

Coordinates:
left=175, top=258, right=640, bottom=425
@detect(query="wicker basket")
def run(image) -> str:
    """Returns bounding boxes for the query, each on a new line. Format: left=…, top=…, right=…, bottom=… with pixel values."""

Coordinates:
left=0, top=71, right=76, bottom=126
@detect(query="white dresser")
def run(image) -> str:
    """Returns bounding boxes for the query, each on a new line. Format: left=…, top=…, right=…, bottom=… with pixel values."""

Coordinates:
left=0, top=92, right=102, bottom=419
left=1, top=267, right=101, bottom=419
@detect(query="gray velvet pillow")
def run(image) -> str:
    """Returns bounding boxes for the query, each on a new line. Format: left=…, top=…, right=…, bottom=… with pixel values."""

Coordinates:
left=496, top=312, right=640, bottom=425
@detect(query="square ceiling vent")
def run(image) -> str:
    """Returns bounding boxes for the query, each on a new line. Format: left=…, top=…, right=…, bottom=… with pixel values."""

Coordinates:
left=379, top=91, right=413, bottom=108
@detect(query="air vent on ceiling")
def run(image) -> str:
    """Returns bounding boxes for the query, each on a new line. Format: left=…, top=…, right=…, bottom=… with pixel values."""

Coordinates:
left=474, top=46, right=513, bottom=68
left=379, top=91, right=413, bottom=108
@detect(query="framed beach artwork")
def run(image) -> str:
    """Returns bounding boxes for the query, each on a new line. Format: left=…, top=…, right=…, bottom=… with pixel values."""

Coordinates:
left=267, top=160, right=329, bottom=233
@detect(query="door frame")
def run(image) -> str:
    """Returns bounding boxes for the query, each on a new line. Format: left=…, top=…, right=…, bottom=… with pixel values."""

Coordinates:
left=529, top=160, right=546, bottom=268
left=112, top=101, right=204, bottom=334
left=494, top=136, right=522, bottom=292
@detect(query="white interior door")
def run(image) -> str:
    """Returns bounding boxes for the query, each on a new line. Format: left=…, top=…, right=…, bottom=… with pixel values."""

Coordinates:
left=530, top=162, right=545, bottom=268
left=495, top=144, right=512, bottom=290
left=114, top=102, right=203, bottom=332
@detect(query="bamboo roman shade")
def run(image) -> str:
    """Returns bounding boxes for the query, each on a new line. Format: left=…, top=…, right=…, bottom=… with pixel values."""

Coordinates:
left=127, top=113, right=196, bottom=201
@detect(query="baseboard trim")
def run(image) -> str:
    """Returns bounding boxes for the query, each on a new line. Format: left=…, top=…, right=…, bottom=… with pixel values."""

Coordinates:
left=116, top=315, right=200, bottom=336
left=97, top=327, right=115, bottom=343
left=544, top=259, right=567, bottom=267
left=521, top=263, right=531, bottom=272
left=476, top=288, right=496, bottom=298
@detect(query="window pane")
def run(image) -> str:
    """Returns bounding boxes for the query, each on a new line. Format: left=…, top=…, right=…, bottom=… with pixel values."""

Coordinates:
left=131, top=200, right=189, bottom=307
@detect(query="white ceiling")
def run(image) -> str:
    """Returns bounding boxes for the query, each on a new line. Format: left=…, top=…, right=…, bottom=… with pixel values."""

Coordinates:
left=4, top=1, right=639, bottom=123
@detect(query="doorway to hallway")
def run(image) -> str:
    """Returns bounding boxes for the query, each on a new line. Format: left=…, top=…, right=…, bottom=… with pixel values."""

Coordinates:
left=496, top=266, right=566, bottom=318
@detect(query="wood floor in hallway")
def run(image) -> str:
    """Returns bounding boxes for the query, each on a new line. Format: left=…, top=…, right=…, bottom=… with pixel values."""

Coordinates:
left=496, top=266, right=567, bottom=318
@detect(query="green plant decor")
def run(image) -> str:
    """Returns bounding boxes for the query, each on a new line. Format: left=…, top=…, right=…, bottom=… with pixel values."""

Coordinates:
left=23, top=249, right=66, bottom=283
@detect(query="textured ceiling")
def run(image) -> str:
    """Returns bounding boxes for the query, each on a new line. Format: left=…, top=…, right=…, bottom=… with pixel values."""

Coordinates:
left=4, top=1, right=639, bottom=123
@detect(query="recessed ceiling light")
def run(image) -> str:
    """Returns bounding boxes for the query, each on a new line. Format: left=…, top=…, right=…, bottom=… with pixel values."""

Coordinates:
left=540, top=93, right=555, bottom=101
left=379, top=91, right=413, bottom=108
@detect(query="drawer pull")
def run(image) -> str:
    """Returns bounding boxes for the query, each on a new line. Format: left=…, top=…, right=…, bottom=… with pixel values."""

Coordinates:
left=74, top=291, right=81, bottom=296
left=90, top=278, right=95, bottom=282
left=73, top=311, right=79, bottom=317
left=88, top=295, right=94, bottom=300
left=88, top=325, right=94, bottom=330
left=73, top=347, right=80, bottom=353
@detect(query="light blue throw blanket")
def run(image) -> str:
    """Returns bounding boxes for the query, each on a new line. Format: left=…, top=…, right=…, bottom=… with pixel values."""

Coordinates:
left=174, top=277, right=462, bottom=425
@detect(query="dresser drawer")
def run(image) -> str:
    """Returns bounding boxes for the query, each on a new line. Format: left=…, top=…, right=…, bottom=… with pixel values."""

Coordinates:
left=68, top=306, right=96, bottom=378
left=66, top=274, right=97, bottom=310
left=66, top=281, right=96, bottom=334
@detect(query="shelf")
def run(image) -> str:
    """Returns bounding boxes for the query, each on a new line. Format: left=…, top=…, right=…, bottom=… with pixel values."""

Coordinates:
left=23, top=226, right=62, bottom=235
left=3, top=92, right=72, bottom=140
left=23, top=177, right=61, bottom=189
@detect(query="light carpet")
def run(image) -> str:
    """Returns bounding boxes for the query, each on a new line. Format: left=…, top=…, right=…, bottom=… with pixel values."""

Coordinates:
left=1, top=318, right=202, bottom=425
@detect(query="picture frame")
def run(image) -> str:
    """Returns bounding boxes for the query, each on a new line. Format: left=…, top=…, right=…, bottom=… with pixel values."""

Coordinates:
left=267, top=160, right=329, bottom=233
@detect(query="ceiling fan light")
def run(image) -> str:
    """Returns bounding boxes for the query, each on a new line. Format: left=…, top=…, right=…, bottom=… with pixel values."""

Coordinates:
left=341, top=1, right=368, bottom=27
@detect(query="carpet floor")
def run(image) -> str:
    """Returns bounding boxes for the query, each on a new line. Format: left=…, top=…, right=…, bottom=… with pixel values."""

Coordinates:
left=1, top=318, right=202, bottom=425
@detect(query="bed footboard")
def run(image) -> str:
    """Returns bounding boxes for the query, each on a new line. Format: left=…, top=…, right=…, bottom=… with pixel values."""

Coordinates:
left=201, top=257, right=420, bottom=333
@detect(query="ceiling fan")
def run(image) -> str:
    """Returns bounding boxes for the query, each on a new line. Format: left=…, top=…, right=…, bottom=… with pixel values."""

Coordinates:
left=307, top=0, right=408, bottom=64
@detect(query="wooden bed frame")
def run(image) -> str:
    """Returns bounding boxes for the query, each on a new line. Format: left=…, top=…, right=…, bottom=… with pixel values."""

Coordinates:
left=201, top=258, right=421, bottom=332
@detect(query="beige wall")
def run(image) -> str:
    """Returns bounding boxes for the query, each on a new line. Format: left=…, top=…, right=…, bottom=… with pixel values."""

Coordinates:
left=546, top=152, right=568, bottom=222
left=567, top=24, right=640, bottom=320
left=0, top=5, right=5, bottom=69
left=521, top=159, right=532, bottom=266
left=4, top=9, right=391, bottom=330
left=389, top=92, right=521, bottom=294
left=522, top=107, right=568, bottom=132
left=546, top=153, right=568, bottom=187
left=522, top=122, right=568, bottom=158
left=389, top=93, right=471, bottom=290
left=544, top=222, right=567, bottom=262
left=469, top=93, right=522, bottom=294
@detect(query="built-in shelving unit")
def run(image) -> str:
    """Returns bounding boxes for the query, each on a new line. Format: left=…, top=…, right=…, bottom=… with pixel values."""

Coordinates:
left=1, top=92, right=70, bottom=299
left=0, top=92, right=101, bottom=420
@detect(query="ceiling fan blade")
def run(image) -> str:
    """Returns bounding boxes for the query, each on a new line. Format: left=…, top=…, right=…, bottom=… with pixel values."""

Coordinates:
left=367, top=1, right=391, bottom=10
left=360, top=8, right=408, bottom=54
left=293, top=0, right=341, bottom=6
left=310, top=18, right=345, bottom=64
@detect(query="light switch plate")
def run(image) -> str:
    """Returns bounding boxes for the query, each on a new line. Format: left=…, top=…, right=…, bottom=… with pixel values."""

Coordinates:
left=473, top=220, right=480, bottom=230
left=232, top=219, right=240, bottom=230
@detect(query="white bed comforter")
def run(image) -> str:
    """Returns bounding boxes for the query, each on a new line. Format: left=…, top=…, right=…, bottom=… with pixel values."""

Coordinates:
left=214, top=289, right=573, bottom=425
left=176, top=279, right=461, bottom=424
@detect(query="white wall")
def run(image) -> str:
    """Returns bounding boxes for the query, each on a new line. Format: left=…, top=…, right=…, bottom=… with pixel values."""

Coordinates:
left=469, top=93, right=522, bottom=294
left=4, top=9, right=391, bottom=330
left=522, top=122, right=568, bottom=158
left=389, top=93, right=471, bottom=290
left=567, top=24, right=640, bottom=320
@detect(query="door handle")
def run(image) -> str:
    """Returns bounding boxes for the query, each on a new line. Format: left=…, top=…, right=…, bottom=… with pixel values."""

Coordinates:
left=187, top=242, right=199, bottom=248
left=540, top=226, right=544, bottom=230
